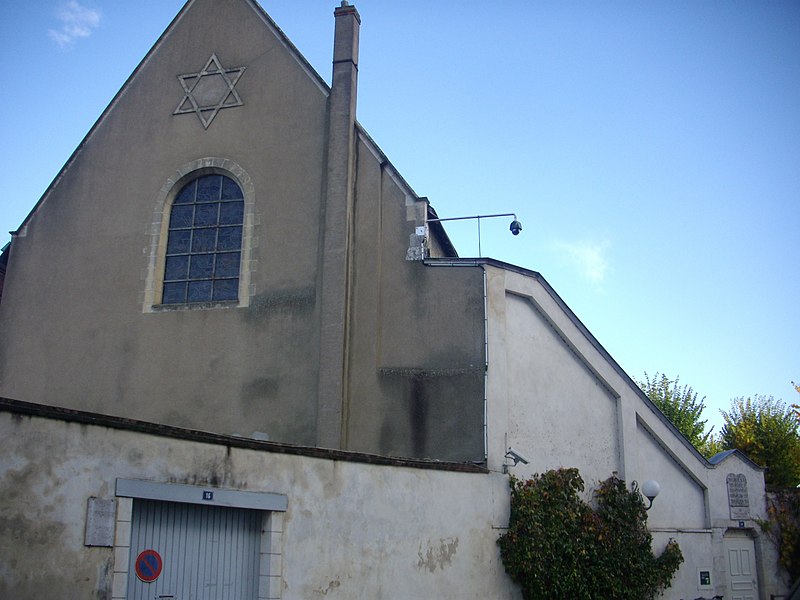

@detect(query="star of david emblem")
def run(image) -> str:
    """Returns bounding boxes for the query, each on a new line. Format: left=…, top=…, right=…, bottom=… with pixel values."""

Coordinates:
left=173, top=53, right=246, bottom=129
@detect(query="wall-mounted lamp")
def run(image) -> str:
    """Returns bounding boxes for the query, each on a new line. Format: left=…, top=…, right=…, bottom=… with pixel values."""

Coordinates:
left=640, top=479, right=661, bottom=510
left=428, top=213, right=522, bottom=256
left=502, top=447, right=530, bottom=474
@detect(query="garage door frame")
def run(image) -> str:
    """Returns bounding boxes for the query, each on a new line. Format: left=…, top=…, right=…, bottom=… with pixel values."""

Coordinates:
left=111, top=479, right=287, bottom=600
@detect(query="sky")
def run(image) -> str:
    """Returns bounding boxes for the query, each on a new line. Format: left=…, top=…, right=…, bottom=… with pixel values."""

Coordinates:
left=1, top=0, right=798, bottom=434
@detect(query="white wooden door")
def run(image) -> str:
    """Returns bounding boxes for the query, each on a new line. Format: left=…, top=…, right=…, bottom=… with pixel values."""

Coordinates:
left=725, top=534, right=759, bottom=600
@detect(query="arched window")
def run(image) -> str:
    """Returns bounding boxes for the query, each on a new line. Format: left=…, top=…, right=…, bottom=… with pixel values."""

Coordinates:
left=162, top=174, right=244, bottom=304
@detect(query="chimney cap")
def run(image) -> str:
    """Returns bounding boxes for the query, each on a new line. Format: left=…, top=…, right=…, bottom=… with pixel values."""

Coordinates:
left=334, top=1, right=360, bottom=23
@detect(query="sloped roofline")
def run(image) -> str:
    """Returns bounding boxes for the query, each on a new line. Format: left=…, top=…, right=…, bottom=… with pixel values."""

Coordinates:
left=11, top=0, right=330, bottom=237
left=425, top=256, right=747, bottom=470
left=707, top=448, right=764, bottom=471
left=355, top=123, right=419, bottom=200
left=355, top=124, right=458, bottom=257
left=245, top=0, right=330, bottom=93
left=11, top=0, right=458, bottom=262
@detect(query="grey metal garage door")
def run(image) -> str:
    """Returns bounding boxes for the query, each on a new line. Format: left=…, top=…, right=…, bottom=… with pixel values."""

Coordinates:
left=127, top=498, right=261, bottom=600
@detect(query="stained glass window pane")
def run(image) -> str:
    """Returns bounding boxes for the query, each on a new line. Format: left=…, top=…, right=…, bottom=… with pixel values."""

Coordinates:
left=164, top=256, right=189, bottom=281
left=189, top=254, right=214, bottom=279
left=217, top=226, right=242, bottom=251
left=215, top=252, right=240, bottom=278
left=174, top=181, right=196, bottom=204
left=194, top=203, right=219, bottom=227
left=187, top=281, right=212, bottom=302
left=221, top=177, right=243, bottom=200
left=213, top=279, right=239, bottom=301
left=170, top=205, right=194, bottom=229
left=167, top=230, right=191, bottom=254
left=163, top=282, right=187, bottom=304
left=219, top=201, right=244, bottom=225
left=196, top=176, right=221, bottom=202
left=192, top=229, right=216, bottom=253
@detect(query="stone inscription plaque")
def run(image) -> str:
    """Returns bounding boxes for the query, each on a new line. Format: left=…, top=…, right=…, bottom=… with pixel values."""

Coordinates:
left=726, top=473, right=750, bottom=520
left=85, top=497, right=116, bottom=547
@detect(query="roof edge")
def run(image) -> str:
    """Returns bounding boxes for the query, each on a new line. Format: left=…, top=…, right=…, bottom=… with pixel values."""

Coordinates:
left=426, top=257, right=718, bottom=467
left=246, top=0, right=330, bottom=94
left=355, top=123, right=420, bottom=199
left=13, top=0, right=197, bottom=236
left=707, top=448, right=765, bottom=471
left=13, top=0, right=331, bottom=238
left=355, top=125, right=458, bottom=257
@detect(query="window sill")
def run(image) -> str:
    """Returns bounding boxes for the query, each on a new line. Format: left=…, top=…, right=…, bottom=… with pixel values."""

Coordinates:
left=151, top=300, right=239, bottom=312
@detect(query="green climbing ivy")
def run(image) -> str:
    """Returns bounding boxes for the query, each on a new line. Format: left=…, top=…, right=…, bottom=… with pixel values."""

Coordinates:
left=758, top=489, right=800, bottom=585
left=498, top=468, right=683, bottom=600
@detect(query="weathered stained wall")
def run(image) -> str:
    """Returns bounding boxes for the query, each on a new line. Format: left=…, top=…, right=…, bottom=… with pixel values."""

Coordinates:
left=0, top=0, right=328, bottom=445
left=344, top=144, right=485, bottom=458
left=0, top=405, right=516, bottom=600
left=0, top=0, right=487, bottom=461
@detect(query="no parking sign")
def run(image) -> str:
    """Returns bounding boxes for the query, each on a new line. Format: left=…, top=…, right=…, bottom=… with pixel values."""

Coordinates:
left=134, top=549, right=163, bottom=582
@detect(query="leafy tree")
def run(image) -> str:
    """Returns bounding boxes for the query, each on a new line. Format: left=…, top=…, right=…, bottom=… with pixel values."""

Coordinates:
left=498, top=468, right=683, bottom=600
left=702, top=433, right=725, bottom=458
left=791, top=381, right=799, bottom=423
left=720, top=395, right=800, bottom=489
left=639, top=373, right=717, bottom=457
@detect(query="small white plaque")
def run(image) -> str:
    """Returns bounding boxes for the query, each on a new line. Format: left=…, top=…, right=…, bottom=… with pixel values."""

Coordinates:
left=85, top=498, right=116, bottom=547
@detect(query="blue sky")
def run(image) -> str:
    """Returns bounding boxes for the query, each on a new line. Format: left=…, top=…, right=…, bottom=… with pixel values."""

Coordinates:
left=1, top=1, right=798, bottom=433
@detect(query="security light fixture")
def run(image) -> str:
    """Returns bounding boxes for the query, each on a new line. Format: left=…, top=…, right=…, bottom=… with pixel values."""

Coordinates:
left=427, top=212, right=522, bottom=257
left=641, top=479, right=661, bottom=510
left=502, top=447, right=530, bottom=473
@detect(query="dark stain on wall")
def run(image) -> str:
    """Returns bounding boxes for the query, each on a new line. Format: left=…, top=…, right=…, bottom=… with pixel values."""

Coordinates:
left=378, top=367, right=485, bottom=461
left=239, top=374, right=318, bottom=446
left=244, top=286, right=316, bottom=320
left=242, top=376, right=280, bottom=402
left=410, top=376, right=427, bottom=456
left=0, top=460, right=112, bottom=598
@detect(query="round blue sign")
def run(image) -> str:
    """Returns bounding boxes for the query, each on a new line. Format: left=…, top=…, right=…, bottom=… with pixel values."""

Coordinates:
left=135, top=549, right=163, bottom=582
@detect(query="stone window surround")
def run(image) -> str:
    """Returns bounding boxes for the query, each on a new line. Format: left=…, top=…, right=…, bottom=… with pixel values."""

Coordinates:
left=142, top=157, right=257, bottom=312
left=111, top=479, right=286, bottom=600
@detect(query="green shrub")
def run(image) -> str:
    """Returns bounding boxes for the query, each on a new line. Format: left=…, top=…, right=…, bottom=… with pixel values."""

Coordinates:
left=498, top=468, right=683, bottom=600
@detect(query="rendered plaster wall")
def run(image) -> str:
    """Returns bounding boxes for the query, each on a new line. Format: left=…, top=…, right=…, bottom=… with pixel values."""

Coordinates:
left=345, top=143, right=486, bottom=460
left=500, top=291, right=621, bottom=480
left=0, top=409, right=516, bottom=600
left=0, top=0, right=487, bottom=461
left=0, top=0, right=328, bottom=445
left=482, top=264, right=786, bottom=599
left=651, top=530, right=716, bottom=597
left=632, top=418, right=707, bottom=529
left=706, top=453, right=767, bottom=527
left=704, top=454, right=787, bottom=599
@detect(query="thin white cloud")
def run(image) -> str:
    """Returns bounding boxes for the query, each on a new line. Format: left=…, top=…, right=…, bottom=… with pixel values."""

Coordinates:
left=48, top=1, right=101, bottom=49
left=555, top=240, right=611, bottom=285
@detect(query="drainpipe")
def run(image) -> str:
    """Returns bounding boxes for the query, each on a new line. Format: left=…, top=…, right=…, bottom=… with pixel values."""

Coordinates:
left=317, top=2, right=361, bottom=449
